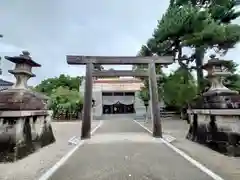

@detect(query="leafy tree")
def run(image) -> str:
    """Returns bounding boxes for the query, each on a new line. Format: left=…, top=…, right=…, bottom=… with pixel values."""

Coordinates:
left=140, top=0, right=240, bottom=91
left=35, top=74, right=82, bottom=96
left=49, top=86, right=83, bottom=119
left=163, top=67, right=197, bottom=114
left=34, top=74, right=84, bottom=120
left=138, top=87, right=150, bottom=111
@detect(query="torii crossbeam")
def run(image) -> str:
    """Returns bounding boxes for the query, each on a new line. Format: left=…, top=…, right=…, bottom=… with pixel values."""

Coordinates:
left=67, top=55, right=173, bottom=139
left=67, top=55, right=173, bottom=65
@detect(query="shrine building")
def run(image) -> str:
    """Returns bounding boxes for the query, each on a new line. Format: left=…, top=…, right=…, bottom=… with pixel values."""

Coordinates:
left=80, top=77, right=146, bottom=118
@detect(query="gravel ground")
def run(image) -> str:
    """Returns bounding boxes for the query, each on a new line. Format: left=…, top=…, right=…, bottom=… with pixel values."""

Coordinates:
left=138, top=118, right=240, bottom=180
left=0, top=120, right=99, bottom=180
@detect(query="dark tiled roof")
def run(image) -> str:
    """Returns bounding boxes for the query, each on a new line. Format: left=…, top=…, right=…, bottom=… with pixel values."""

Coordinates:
left=0, top=79, right=14, bottom=86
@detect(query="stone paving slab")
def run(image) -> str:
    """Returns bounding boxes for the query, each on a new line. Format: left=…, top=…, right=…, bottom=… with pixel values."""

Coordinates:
left=50, top=142, right=214, bottom=180
left=88, top=132, right=162, bottom=144
left=48, top=120, right=216, bottom=180
left=96, top=119, right=145, bottom=134
left=139, top=119, right=240, bottom=180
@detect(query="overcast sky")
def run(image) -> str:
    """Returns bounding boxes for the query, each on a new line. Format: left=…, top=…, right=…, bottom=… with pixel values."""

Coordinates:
left=0, top=0, right=240, bottom=86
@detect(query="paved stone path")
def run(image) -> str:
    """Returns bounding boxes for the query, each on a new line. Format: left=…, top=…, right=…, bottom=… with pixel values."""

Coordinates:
left=48, top=120, right=216, bottom=180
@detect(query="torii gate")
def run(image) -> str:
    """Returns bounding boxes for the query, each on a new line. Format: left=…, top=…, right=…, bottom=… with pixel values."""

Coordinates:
left=66, top=55, right=173, bottom=139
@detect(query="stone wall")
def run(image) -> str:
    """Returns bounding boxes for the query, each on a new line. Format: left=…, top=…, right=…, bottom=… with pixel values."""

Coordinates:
left=187, top=109, right=240, bottom=156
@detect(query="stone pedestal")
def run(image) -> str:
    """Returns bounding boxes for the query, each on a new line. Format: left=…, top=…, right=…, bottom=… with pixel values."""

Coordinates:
left=187, top=109, right=240, bottom=156
left=0, top=51, right=55, bottom=162
left=0, top=110, right=55, bottom=162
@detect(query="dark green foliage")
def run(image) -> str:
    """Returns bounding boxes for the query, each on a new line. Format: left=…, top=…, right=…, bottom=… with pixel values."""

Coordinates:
left=153, top=1, right=240, bottom=52
left=163, top=67, right=197, bottom=110
left=154, top=4, right=209, bottom=43
left=35, top=74, right=82, bottom=96
left=138, top=87, right=150, bottom=103
left=226, top=74, right=240, bottom=92
left=138, top=0, right=240, bottom=92
left=221, top=60, right=240, bottom=91
left=34, top=74, right=84, bottom=120
left=49, top=86, right=83, bottom=119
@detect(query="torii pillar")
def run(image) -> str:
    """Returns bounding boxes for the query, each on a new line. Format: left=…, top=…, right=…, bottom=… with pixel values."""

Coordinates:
left=81, top=62, right=93, bottom=139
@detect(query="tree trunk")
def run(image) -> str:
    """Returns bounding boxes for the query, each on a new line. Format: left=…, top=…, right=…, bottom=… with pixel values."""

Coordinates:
left=195, top=47, right=205, bottom=92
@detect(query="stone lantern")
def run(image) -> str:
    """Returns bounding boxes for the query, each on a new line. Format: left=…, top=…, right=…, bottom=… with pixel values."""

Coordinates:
left=186, top=55, right=240, bottom=156
left=8, top=51, right=41, bottom=89
left=202, top=55, right=238, bottom=109
left=202, top=55, right=238, bottom=98
left=0, top=51, right=55, bottom=162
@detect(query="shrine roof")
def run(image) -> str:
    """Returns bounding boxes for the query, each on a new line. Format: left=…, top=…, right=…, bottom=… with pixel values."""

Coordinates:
left=0, top=79, right=13, bottom=86
left=93, top=77, right=142, bottom=83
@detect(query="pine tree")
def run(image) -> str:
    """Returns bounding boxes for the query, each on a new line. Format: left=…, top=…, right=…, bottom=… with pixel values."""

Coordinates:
left=139, top=0, right=240, bottom=91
